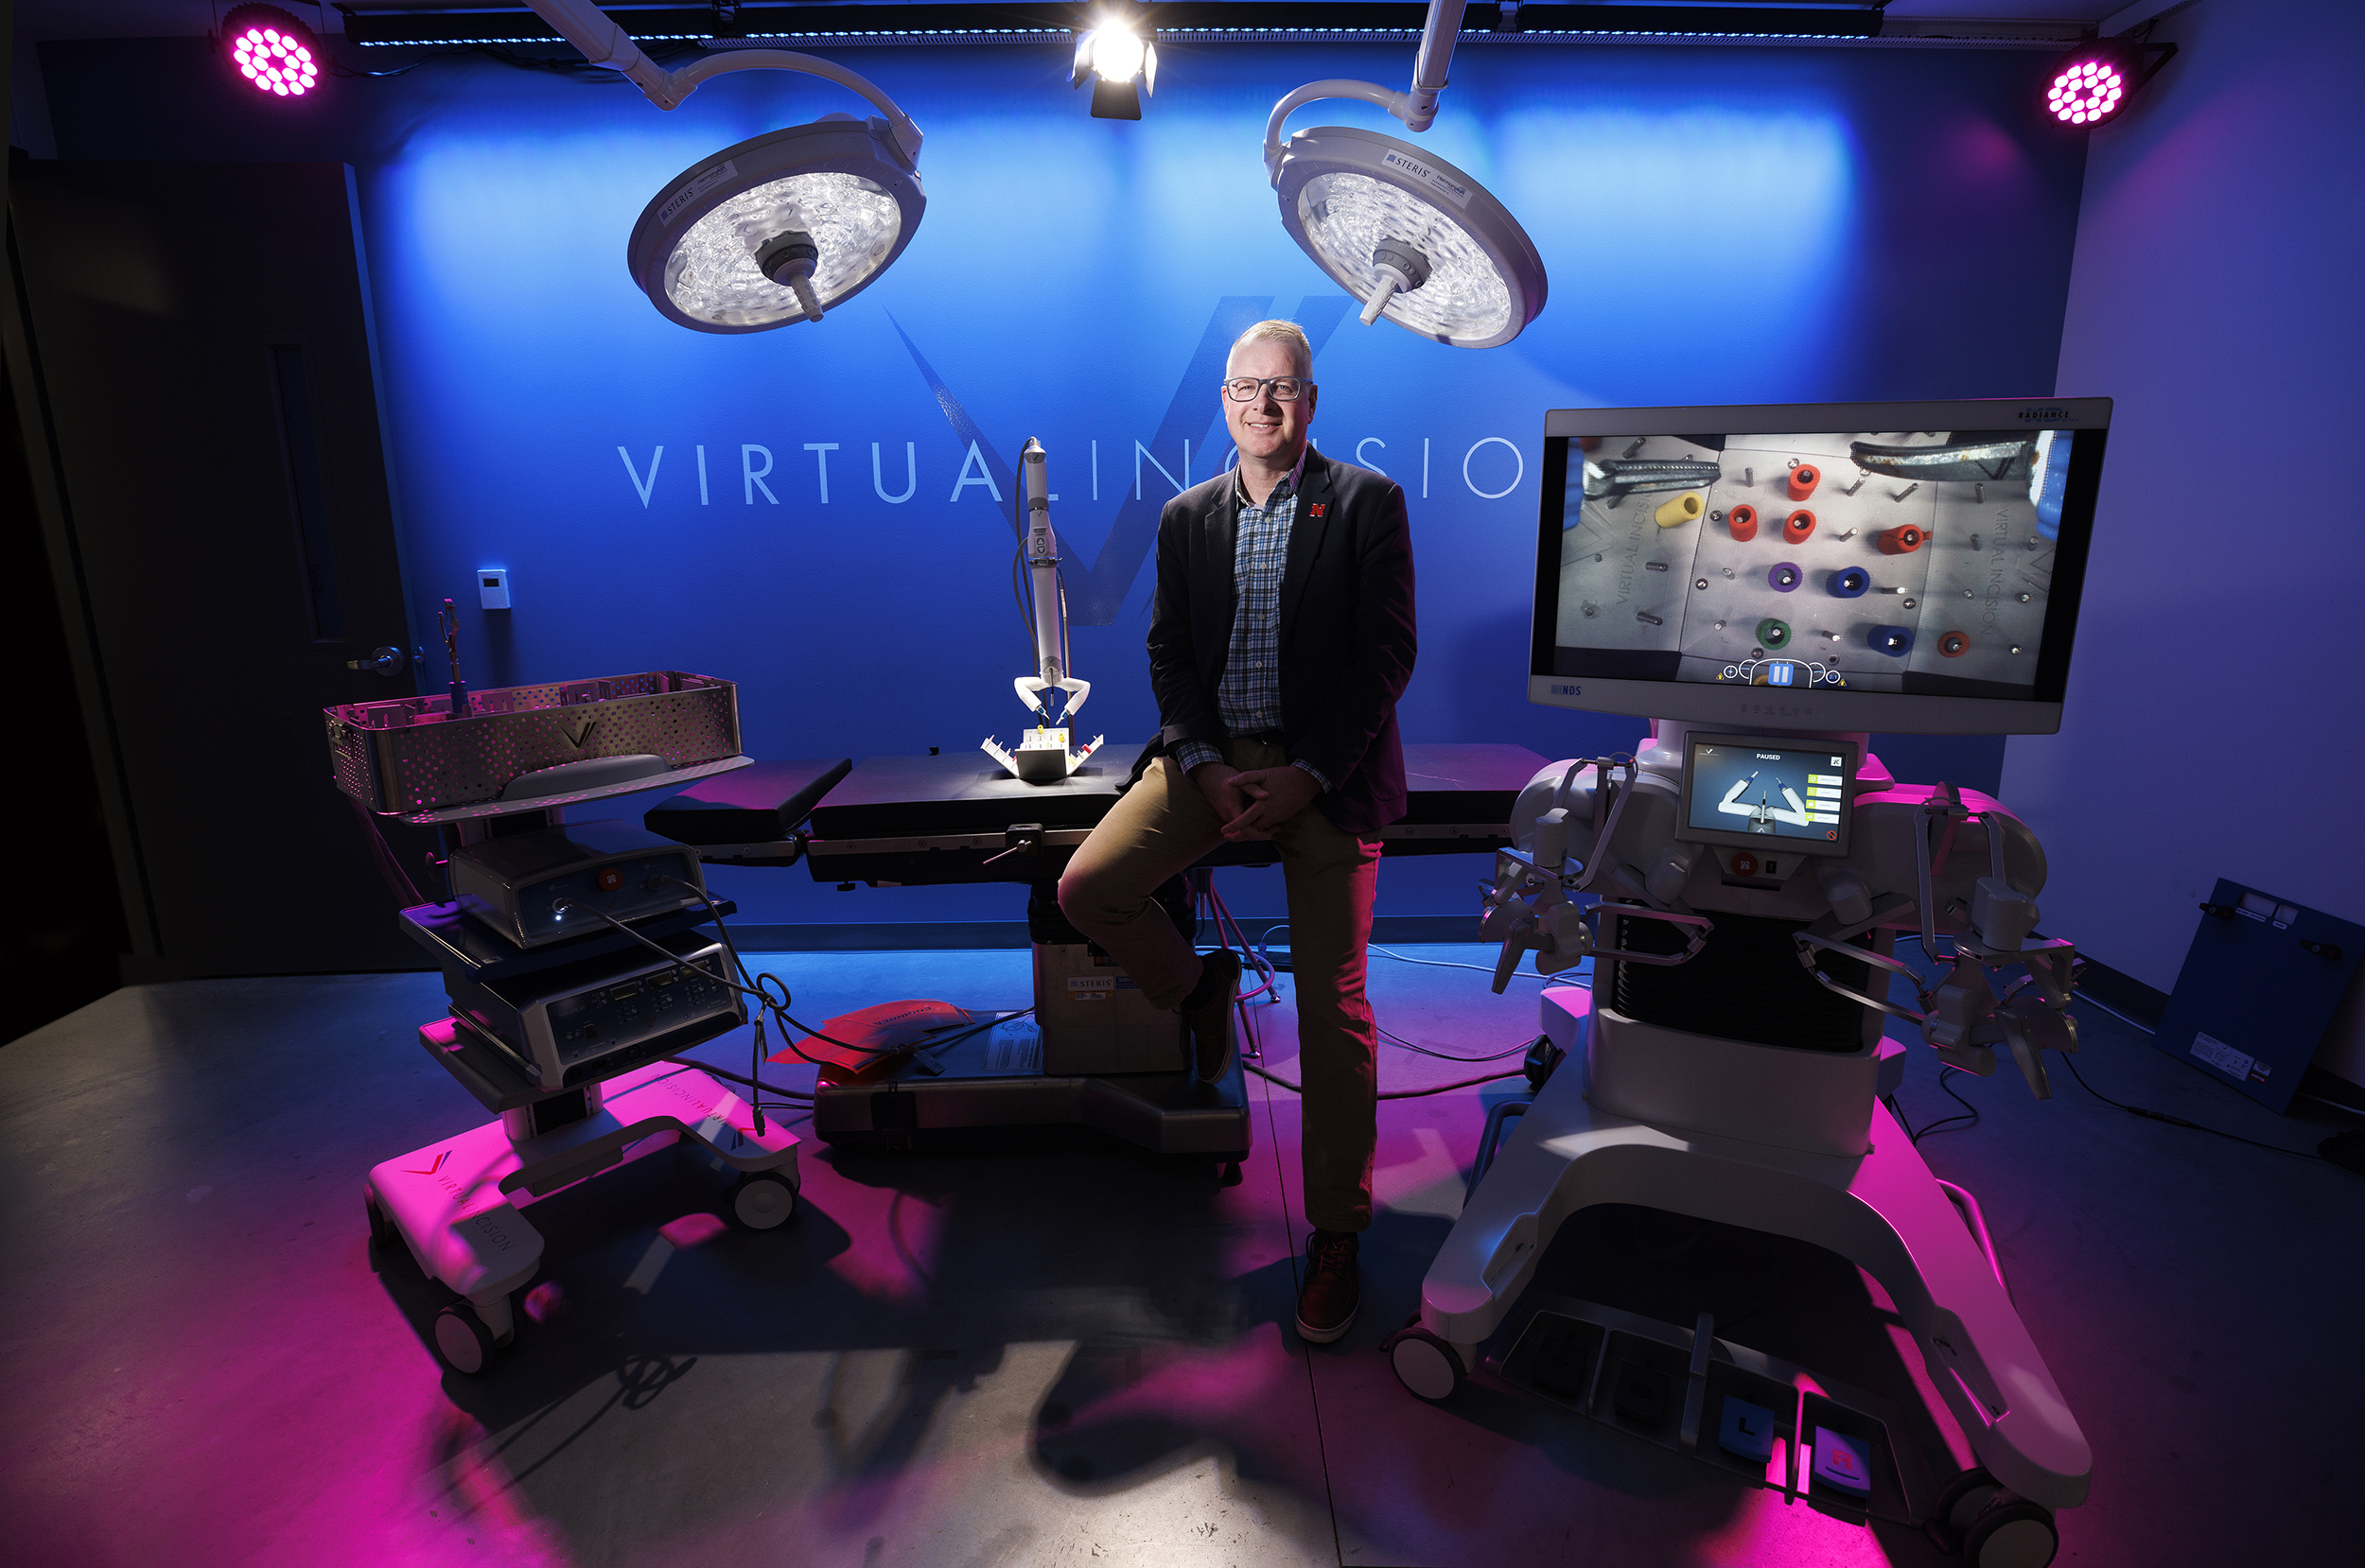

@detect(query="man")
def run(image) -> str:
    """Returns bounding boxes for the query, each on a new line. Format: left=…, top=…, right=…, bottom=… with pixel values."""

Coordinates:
left=1058, top=319, right=1417, bottom=1345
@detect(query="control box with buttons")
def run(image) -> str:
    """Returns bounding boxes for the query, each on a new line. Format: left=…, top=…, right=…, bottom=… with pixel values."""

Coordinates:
left=446, top=929, right=744, bottom=1090
left=448, top=823, right=710, bottom=949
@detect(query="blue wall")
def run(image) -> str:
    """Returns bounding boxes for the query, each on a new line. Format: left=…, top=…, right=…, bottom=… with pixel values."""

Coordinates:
left=2005, top=0, right=2365, bottom=997
left=44, top=36, right=2087, bottom=927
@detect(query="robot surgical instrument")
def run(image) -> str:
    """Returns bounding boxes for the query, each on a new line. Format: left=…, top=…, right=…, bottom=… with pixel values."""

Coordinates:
left=984, top=437, right=1104, bottom=783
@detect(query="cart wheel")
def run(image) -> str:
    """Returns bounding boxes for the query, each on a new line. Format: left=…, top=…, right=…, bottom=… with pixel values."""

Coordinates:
left=433, top=1303, right=499, bottom=1377
left=1962, top=1490, right=2058, bottom=1568
left=1386, top=1329, right=1464, bottom=1403
left=365, top=1193, right=395, bottom=1254
left=1217, top=1160, right=1244, bottom=1187
left=1925, top=1467, right=2002, bottom=1553
left=728, top=1170, right=798, bottom=1230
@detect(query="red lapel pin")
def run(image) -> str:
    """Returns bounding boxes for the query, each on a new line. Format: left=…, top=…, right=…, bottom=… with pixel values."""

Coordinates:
left=1310, top=502, right=1325, bottom=517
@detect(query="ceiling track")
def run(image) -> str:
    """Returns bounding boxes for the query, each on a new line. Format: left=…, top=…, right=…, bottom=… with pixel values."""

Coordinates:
left=340, top=5, right=2090, bottom=51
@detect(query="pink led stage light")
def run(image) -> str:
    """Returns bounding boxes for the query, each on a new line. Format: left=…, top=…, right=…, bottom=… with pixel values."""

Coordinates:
left=222, top=5, right=323, bottom=100
left=2041, top=34, right=2178, bottom=131
left=2047, top=59, right=2126, bottom=126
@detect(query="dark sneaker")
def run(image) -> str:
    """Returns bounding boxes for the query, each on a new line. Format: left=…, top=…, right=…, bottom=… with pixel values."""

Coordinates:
left=1295, top=1228, right=1360, bottom=1344
left=1185, top=949, right=1241, bottom=1083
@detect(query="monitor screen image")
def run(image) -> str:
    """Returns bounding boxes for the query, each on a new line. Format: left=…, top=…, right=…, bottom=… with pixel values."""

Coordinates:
left=1529, top=399, right=2111, bottom=734
left=1677, top=735, right=1857, bottom=859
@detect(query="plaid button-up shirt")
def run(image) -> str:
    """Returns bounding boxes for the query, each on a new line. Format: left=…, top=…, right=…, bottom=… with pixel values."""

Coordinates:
left=1170, top=449, right=1332, bottom=789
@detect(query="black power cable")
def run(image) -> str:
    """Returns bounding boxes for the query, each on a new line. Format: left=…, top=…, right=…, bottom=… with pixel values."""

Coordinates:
left=1246, top=1058, right=1528, bottom=1101
left=1887, top=1063, right=1982, bottom=1144
left=2061, top=987, right=2343, bottom=1165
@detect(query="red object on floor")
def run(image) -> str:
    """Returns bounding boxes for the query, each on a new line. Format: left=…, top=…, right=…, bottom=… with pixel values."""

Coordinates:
left=1728, top=504, right=1758, bottom=542
left=1788, top=464, right=1820, bottom=501
left=775, top=998, right=973, bottom=1085
left=1783, top=509, right=1816, bottom=544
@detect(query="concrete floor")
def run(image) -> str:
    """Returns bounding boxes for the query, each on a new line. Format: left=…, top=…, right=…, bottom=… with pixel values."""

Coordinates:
left=1, top=943, right=2356, bottom=1567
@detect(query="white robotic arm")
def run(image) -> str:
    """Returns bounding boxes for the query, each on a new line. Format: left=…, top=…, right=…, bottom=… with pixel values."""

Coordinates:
left=1484, top=751, right=2082, bottom=1100
left=983, top=439, right=1102, bottom=783
left=1012, top=438, right=1090, bottom=726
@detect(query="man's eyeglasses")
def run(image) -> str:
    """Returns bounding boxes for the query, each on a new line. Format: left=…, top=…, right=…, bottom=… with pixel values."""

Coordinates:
left=1221, top=375, right=1309, bottom=402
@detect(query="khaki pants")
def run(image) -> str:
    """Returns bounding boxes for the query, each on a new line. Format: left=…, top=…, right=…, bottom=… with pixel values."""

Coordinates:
left=1058, top=740, right=1382, bottom=1232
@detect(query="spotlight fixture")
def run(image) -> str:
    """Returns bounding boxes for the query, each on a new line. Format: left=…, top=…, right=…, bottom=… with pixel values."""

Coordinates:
left=221, top=5, right=323, bottom=100
left=525, top=0, right=927, bottom=333
left=1264, top=0, right=1546, bottom=349
left=2041, top=34, right=2179, bottom=130
left=1073, top=9, right=1157, bottom=121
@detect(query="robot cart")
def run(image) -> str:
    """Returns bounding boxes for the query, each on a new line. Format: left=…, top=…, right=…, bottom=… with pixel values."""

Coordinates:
left=1386, top=730, right=2093, bottom=1568
left=366, top=1019, right=799, bottom=1376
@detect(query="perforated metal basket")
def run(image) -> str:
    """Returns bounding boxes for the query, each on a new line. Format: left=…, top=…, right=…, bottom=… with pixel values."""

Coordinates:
left=326, top=671, right=742, bottom=815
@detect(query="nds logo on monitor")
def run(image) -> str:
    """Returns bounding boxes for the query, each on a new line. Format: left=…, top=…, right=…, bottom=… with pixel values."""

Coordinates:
left=1550, top=683, right=1581, bottom=696
left=2015, top=406, right=2072, bottom=423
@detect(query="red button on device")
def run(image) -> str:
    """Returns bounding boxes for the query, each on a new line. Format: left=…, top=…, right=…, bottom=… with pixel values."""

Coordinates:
left=596, top=867, right=624, bottom=892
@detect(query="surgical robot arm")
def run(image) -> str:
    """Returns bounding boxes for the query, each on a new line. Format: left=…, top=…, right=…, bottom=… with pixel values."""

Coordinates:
left=1480, top=758, right=2079, bottom=1100
left=983, top=439, right=1103, bottom=782
left=1012, top=437, right=1089, bottom=726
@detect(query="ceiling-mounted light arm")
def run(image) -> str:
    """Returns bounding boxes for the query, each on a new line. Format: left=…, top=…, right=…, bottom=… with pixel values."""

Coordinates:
left=1404, top=0, right=1469, bottom=132
left=1263, top=80, right=1408, bottom=178
left=1261, top=0, right=1467, bottom=177
left=523, top=0, right=924, bottom=166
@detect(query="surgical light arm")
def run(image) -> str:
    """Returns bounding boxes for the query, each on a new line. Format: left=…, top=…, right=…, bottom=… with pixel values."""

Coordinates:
left=1261, top=0, right=1467, bottom=177
left=523, top=0, right=924, bottom=164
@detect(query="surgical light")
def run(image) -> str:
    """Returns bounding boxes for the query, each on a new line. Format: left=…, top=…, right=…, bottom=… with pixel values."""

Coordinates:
left=2041, top=35, right=2178, bottom=131
left=1073, top=11, right=1157, bottom=121
left=221, top=6, right=323, bottom=100
left=629, top=118, right=923, bottom=331
left=525, top=1, right=926, bottom=333
left=1264, top=0, right=1546, bottom=349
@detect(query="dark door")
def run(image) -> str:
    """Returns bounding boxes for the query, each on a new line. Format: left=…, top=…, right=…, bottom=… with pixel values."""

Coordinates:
left=9, top=161, right=431, bottom=975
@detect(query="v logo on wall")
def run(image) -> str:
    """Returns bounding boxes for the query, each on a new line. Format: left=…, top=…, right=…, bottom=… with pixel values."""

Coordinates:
left=611, top=295, right=1352, bottom=628
left=888, top=294, right=1351, bottom=626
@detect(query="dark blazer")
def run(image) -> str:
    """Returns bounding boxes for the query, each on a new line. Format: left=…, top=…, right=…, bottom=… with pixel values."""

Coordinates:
left=1147, top=446, right=1417, bottom=835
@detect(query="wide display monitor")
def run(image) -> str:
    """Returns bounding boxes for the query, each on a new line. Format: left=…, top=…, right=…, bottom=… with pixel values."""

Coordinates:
left=1529, top=398, right=2111, bottom=733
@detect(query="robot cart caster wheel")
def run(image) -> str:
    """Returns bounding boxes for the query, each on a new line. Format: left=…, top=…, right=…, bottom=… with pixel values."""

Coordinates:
left=433, top=1303, right=500, bottom=1377
left=364, top=1193, right=395, bottom=1263
left=1218, top=1160, right=1244, bottom=1187
left=1926, top=1468, right=2001, bottom=1553
left=1961, top=1491, right=2057, bottom=1568
left=727, top=1170, right=798, bottom=1231
left=1382, top=1327, right=1464, bottom=1403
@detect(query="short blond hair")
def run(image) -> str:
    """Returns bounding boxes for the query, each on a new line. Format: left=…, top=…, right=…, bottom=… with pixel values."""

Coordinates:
left=1228, top=319, right=1312, bottom=380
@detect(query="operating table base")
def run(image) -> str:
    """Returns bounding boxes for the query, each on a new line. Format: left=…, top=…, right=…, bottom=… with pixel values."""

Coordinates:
left=1413, top=1002, right=2091, bottom=1517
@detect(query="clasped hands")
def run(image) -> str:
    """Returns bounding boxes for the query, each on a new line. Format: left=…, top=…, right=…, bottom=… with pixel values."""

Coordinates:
left=1191, top=758, right=1323, bottom=840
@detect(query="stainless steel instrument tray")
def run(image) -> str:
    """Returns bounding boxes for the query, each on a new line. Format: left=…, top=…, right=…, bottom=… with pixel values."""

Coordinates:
left=326, top=671, right=741, bottom=815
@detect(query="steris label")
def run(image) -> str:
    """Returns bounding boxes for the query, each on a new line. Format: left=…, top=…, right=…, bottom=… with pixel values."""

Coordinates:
left=1382, top=148, right=1473, bottom=209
